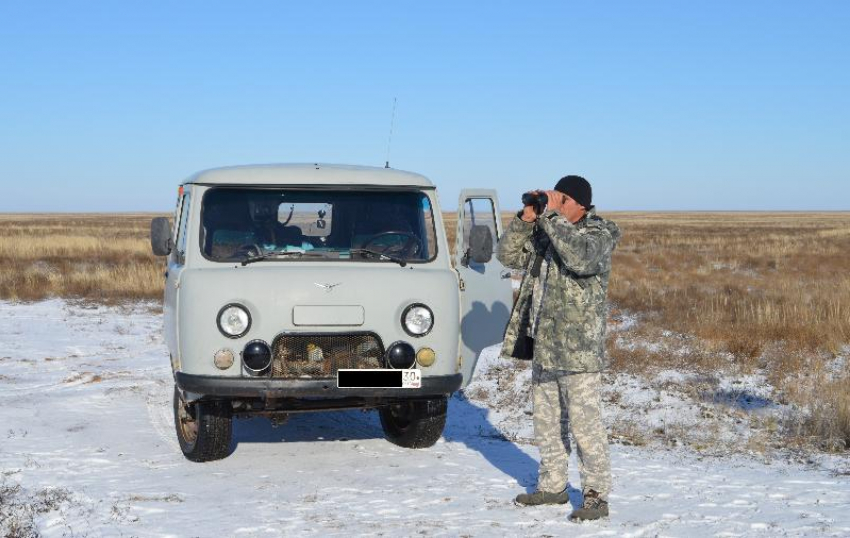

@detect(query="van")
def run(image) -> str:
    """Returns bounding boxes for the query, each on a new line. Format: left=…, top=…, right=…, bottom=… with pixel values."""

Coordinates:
left=150, top=164, right=513, bottom=461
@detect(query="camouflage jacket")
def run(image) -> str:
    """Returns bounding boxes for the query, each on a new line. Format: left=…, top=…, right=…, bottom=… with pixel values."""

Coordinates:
left=496, top=207, right=621, bottom=372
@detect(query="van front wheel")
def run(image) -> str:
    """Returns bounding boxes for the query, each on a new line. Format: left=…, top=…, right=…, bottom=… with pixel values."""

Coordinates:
left=379, top=397, right=447, bottom=448
left=173, top=386, right=233, bottom=462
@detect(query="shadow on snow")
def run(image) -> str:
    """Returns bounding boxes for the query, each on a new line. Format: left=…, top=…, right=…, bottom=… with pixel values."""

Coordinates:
left=230, top=392, right=540, bottom=492
left=705, top=389, right=776, bottom=411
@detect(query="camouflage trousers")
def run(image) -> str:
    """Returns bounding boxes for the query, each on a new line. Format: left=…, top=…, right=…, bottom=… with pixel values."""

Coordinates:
left=532, top=364, right=612, bottom=500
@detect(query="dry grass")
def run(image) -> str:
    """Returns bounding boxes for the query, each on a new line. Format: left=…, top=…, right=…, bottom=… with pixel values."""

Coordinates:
left=598, top=211, right=850, bottom=452
left=0, top=214, right=163, bottom=301
left=604, top=212, right=850, bottom=363
left=782, top=366, right=850, bottom=452
left=2, top=210, right=849, bottom=451
left=0, top=481, right=72, bottom=538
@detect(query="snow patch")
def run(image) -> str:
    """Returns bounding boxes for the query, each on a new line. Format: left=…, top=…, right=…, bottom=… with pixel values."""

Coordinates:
left=1, top=299, right=849, bottom=537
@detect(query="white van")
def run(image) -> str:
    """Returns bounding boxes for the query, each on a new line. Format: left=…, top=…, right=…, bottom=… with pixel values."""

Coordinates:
left=151, top=164, right=512, bottom=461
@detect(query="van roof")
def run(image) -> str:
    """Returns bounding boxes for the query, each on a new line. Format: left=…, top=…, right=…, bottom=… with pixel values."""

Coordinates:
left=183, top=164, right=435, bottom=188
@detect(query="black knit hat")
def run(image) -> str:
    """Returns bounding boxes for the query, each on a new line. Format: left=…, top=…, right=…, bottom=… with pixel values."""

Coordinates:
left=555, top=175, right=592, bottom=209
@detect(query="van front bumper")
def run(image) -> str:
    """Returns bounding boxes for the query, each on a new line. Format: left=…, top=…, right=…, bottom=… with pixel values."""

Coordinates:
left=175, top=372, right=463, bottom=399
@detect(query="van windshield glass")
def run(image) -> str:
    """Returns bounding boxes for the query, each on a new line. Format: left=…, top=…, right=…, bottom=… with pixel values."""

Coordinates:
left=201, top=188, right=438, bottom=263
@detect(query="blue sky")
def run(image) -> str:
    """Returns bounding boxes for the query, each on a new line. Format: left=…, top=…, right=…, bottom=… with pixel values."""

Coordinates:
left=1, top=1, right=847, bottom=211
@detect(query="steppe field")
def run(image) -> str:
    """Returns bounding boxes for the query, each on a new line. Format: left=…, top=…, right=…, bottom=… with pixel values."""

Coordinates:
left=1, top=211, right=848, bottom=453
left=3, top=211, right=850, bottom=536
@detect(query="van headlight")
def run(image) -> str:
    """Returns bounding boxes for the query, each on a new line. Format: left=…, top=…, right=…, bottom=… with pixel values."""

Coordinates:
left=402, top=304, right=433, bottom=337
left=217, top=304, right=251, bottom=338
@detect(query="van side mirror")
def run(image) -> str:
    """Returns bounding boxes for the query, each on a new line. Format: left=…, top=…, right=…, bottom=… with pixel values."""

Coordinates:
left=150, top=217, right=173, bottom=256
left=466, top=225, right=493, bottom=265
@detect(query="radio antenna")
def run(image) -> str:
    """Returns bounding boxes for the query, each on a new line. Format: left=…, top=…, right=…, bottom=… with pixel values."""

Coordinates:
left=385, top=97, right=397, bottom=168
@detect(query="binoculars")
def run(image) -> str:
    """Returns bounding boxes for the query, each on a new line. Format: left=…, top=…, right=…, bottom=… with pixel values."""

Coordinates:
left=521, top=191, right=548, bottom=215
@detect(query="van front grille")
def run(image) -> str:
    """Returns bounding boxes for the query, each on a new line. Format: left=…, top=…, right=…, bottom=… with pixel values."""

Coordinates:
left=270, top=333, right=385, bottom=379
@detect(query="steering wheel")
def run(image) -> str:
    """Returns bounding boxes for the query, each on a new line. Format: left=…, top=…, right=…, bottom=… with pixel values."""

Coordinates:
left=360, top=231, right=423, bottom=258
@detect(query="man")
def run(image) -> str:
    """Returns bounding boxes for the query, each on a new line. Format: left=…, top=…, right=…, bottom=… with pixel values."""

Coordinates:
left=496, top=175, right=621, bottom=521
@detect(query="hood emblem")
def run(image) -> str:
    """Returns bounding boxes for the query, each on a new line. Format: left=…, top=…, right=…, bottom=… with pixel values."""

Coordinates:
left=315, top=282, right=342, bottom=293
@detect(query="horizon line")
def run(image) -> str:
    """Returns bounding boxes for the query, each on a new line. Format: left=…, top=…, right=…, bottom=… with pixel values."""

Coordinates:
left=1, top=209, right=849, bottom=215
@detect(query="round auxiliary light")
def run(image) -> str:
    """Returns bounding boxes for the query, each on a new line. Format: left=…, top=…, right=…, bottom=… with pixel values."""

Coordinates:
left=213, top=349, right=235, bottom=370
left=242, top=340, right=271, bottom=374
left=402, top=304, right=434, bottom=337
left=386, top=341, right=416, bottom=369
left=217, top=304, right=251, bottom=338
left=416, top=347, right=436, bottom=368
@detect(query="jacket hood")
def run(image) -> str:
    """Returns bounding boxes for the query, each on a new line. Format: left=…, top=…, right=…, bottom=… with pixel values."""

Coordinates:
left=586, top=208, right=622, bottom=248
left=603, top=218, right=622, bottom=247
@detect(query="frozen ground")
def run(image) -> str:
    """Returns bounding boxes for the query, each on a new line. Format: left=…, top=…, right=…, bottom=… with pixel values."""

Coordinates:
left=1, top=300, right=849, bottom=537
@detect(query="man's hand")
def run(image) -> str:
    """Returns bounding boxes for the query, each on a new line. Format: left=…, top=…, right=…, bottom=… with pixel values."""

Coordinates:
left=544, top=190, right=567, bottom=215
left=520, top=204, right=538, bottom=222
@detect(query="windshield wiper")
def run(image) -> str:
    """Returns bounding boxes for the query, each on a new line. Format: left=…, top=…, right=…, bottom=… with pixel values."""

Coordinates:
left=240, top=250, right=324, bottom=266
left=349, top=248, right=407, bottom=267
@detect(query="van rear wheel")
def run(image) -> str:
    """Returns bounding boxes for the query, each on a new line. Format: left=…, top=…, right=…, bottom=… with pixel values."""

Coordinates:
left=379, top=397, right=447, bottom=448
left=173, top=385, right=232, bottom=462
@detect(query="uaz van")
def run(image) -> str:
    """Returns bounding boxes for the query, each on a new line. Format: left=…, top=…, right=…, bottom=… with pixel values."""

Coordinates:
left=150, top=164, right=512, bottom=461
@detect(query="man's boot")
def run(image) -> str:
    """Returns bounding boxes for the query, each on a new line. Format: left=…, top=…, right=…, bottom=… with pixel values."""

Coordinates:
left=568, top=489, right=609, bottom=521
left=514, top=490, right=569, bottom=506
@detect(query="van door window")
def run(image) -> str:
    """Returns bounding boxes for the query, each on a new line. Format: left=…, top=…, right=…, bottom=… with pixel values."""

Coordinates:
left=462, top=197, right=498, bottom=255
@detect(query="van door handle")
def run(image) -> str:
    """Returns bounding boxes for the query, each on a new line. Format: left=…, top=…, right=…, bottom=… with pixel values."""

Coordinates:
left=500, top=270, right=512, bottom=279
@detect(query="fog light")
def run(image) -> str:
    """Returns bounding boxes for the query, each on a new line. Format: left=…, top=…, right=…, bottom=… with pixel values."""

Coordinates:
left=242, top=340, right=271, bottom=374
left=214, top=349, right=235, bottom=370
left=386, top=341, right=416, bottom=369
left=416, top=347, right=436, bottom=367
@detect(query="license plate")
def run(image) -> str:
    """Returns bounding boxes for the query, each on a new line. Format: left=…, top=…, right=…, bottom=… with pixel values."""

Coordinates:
left=337, top=369, right=421, bottom=389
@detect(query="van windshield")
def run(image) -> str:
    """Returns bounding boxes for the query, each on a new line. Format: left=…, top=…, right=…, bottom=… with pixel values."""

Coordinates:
left=201, top=188, right=438, bottom=263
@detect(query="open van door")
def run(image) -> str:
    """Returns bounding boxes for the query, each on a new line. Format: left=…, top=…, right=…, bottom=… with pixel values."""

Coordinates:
left=455, top=190, right=513, bottom=387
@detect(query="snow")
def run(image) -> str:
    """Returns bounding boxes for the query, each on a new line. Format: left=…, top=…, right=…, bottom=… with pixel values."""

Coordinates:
left=2, top=300, right=849, bottom=537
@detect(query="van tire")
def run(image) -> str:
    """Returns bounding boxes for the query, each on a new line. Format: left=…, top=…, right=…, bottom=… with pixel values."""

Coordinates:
left=379, top=397, right=447, bottom=448
left=173, top=385, right=233, bottom=462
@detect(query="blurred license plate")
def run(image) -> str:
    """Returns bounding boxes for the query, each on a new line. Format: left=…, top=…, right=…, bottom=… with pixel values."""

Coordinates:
left=337, top=369, right=421, bottom=388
